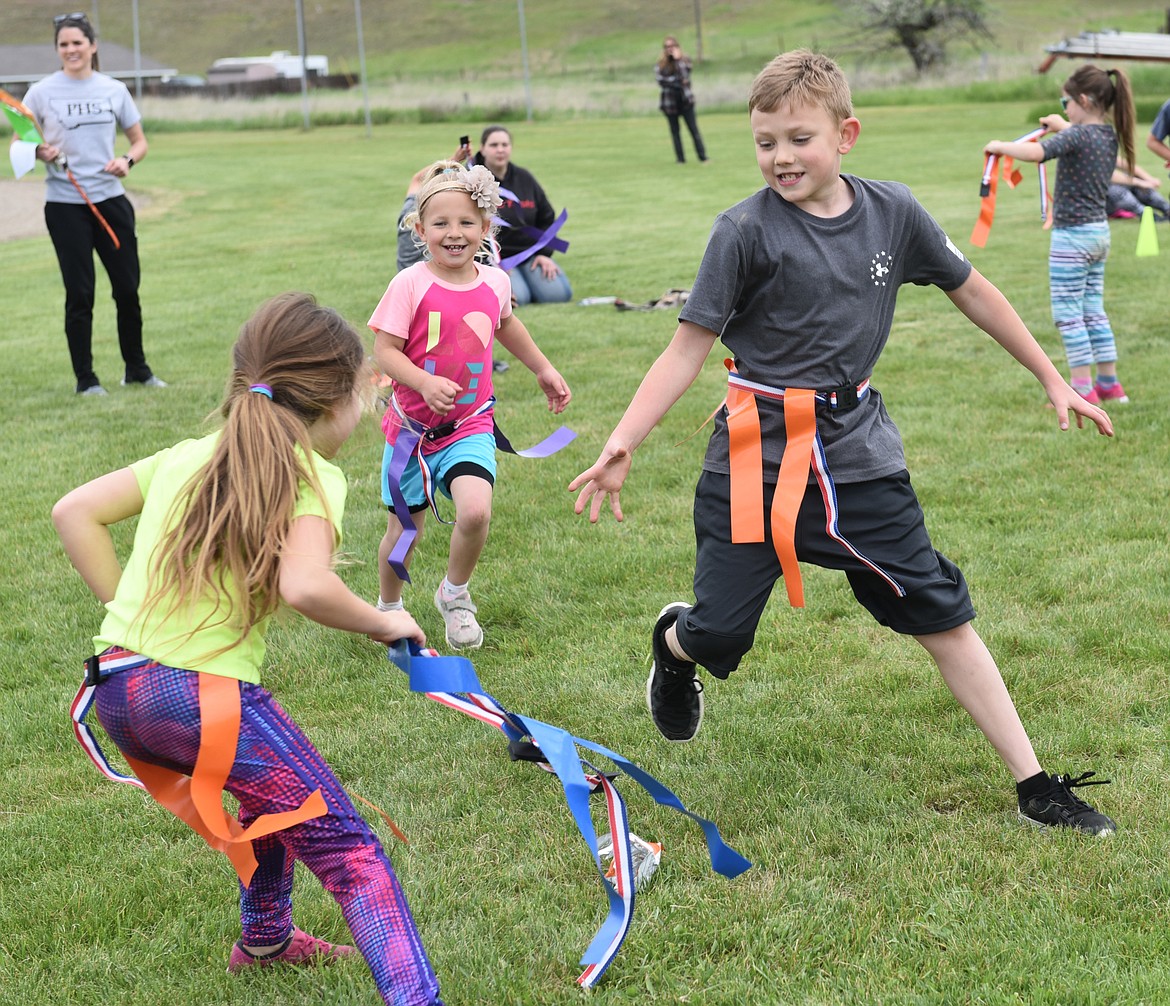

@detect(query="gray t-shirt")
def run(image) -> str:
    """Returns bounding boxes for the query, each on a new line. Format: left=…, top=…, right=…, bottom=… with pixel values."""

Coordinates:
left=679, top=176, right=972, bottom=484
left=23, top=70, right=141, bottom=205
left=1039, top=123, right=1117, bottom=228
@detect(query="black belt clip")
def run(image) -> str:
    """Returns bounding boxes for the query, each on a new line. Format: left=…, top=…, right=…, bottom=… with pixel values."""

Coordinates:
left=822, top=384, right=861, bottom=411
left=423, top=419, right=457, bottom=442
left=85, top=654, right=102, bottom=687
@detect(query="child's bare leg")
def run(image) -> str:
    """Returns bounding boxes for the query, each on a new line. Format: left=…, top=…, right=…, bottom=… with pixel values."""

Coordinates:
left=378, top=510, right=424, bottom=604
left=432, top=476, right=492, bottom=649
left=914, top=621, right=1042, bottom=783
left=444, top=475, right=492, bottom=586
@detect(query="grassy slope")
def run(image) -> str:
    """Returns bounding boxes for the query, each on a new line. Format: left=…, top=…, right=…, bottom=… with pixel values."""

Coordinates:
left=1, top=0, right=1167, bottom=81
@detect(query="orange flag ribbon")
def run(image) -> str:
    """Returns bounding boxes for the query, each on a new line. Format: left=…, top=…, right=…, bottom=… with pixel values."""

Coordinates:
left=122, top=673, right=326, bottom=887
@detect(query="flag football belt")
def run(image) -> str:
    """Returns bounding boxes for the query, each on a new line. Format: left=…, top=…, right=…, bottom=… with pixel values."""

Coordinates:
left=70, top=648, right=326, bottom=887
left=724, top=362, right=870, bottom=609
left=383, top=393, right=575, bottom=582
left=388, top=640, right=750, bottom=987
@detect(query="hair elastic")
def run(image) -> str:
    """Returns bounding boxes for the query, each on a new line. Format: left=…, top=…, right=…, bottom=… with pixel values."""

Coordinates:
left=249, top=383, right=273, bottom=399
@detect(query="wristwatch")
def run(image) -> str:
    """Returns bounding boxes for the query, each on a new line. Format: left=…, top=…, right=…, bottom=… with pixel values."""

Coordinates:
left=123, top=155, right=134, bottom=170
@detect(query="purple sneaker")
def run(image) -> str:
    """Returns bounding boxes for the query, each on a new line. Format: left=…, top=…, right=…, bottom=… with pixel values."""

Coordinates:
left=228, top=927, right=356, bottom=974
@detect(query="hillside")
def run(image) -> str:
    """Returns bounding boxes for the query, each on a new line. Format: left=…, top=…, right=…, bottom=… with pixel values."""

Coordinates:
left=3, top=0, right=1167, bottom=83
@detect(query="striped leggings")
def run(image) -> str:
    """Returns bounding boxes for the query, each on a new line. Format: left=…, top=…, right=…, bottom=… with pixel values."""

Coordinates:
left=1049, top=221, right=1117, bottom=370
left=94, top=662, right=442, bottom=1006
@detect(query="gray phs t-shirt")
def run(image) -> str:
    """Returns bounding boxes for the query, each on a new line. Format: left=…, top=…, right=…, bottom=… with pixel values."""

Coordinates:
left=23, top=70, right=141, bottom=205
left=679, top=176, right=972, bottom=484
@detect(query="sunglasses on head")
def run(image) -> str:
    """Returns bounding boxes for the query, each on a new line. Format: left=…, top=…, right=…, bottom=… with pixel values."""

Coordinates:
left=54, top=12, right=90, bottom=25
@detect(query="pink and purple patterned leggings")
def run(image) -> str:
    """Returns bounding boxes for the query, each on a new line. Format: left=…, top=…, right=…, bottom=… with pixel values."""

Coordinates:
left=94, top=660, right=443, bottom=1006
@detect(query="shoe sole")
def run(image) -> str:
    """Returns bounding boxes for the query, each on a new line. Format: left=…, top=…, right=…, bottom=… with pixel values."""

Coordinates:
left=446, top=631, right=483, bottom=650
left=1017, top=810, right=1116, bottom=837
left=646, top=602, right=703, bottom=743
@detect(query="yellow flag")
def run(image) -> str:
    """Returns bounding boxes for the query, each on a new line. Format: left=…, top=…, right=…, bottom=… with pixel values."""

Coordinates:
left=1136, top=205, right=1160, bottom=257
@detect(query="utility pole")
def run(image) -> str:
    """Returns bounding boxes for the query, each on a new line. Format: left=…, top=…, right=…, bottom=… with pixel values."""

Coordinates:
left=294, top=0, right=311, bottom=130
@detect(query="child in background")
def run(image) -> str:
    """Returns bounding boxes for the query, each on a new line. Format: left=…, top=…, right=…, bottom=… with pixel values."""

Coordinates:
left=1106, top=159, right=1170, bottom=221
left=371, top=161, right=571, bottom=649
left=985, top=64, right=1137, bottom=404
left=53, top=293, right=443, bottom=1006
left=571, top=49, right=1118, bottom=836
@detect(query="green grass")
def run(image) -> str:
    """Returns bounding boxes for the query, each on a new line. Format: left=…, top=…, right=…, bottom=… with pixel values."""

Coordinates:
left=4, top=102, right=1170, bottom=1005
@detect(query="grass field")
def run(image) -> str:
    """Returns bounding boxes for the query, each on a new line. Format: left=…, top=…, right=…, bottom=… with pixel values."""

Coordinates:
left=3, top=97, right=1170, bottom=1005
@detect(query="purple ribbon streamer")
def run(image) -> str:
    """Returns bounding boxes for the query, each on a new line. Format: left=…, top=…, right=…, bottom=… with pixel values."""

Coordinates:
left=494, top=420, right=576, bottom=457
left=384, top=428, right=422, bottom=583
left=498, top=208, right=569, bottom=272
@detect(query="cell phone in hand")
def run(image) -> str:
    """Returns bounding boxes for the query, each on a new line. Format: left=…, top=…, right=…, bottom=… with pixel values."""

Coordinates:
left=460, top=135, right=470, bottom=148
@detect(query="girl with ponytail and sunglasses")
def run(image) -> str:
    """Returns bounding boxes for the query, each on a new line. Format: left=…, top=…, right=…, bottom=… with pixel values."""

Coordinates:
left=984, top=64, right=1137, bottom=405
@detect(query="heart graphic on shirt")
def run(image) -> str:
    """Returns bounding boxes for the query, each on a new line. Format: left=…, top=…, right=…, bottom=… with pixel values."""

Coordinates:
left=462, top=311, right=494, bottom=349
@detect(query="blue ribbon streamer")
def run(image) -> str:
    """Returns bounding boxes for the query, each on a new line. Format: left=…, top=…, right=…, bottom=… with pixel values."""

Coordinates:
left=387, top=641, right=751, bottom=982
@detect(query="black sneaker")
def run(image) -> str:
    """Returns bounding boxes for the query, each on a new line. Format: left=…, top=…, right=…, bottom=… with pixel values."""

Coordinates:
left=1018, top=771, right=1117, bottom=836
left=646, top=602, right=703, bottom=742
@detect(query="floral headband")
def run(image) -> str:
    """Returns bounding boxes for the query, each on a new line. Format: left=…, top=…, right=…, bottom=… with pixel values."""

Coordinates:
left=418, top=164, right=503, bottom=217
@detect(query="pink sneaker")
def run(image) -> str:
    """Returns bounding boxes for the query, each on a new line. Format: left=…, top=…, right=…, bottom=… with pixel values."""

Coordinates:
left=1077, top=386, right=1101, bottom=405
left=1094, top=382, right=1129, bottom=404
left=228, top=927, right=356, bottom=973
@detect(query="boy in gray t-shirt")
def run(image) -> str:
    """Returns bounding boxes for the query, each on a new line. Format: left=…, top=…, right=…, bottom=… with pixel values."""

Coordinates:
left=571, top=49, right=1118, bottom=836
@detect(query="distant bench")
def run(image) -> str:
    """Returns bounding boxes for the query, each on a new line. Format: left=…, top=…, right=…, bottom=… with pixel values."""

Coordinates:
left=1040, top=31, right=1170, bottom=72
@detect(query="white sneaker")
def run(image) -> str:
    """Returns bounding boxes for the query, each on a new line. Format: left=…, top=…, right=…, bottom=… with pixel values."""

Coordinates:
left=433, top=584, right=483, bottom=649
left=78, top=385, right=108, bottom=396
left=121, top=375, right=168, bottom=388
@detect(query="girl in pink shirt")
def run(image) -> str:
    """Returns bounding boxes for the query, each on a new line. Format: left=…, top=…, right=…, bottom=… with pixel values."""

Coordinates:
left=369, top=161, right=571, bottom=649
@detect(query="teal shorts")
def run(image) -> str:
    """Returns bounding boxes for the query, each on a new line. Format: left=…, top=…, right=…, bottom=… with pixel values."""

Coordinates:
left=381, top=431, right=497, bottom=511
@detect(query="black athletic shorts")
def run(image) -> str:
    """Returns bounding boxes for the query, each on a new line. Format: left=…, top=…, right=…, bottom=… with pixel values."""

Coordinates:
left=676, top=469, right=976, bottom=677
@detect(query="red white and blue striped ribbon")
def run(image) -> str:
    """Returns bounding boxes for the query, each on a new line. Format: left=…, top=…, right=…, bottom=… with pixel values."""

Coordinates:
left=388, top=641, right=750, bottom=987
left=70, top=650, right=149, bottom=789
left=727, top=370, right=870, bottom=409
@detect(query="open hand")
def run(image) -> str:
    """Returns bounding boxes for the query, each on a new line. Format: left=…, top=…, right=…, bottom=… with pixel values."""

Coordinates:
left=568, top=446, right=633, bottom=523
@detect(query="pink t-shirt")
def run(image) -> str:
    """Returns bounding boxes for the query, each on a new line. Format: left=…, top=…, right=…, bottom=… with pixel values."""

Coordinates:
left=368, top=261, right=513, bottom=452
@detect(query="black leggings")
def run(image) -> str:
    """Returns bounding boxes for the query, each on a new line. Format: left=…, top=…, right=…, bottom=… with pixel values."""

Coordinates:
left=44, top=195, right=150, bottom=389
left=664, top=105, right=707, bottom=163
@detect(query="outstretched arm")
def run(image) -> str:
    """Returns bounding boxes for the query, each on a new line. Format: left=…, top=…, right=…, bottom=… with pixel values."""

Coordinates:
left=569, top=320, right=719, bottom=522
left=52, top=468, right=144, bottom=603
left=946, top=269, right=1113, bottom=436
left=983, top=138, right=1046, bottom=162
left=495, top=312, right=571, bottom=413
left=281, top=515, right=426, bottom=646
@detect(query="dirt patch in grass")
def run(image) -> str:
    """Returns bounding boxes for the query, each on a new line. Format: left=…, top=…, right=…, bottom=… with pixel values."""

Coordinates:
left=0, top=180, right=159, bottom=243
